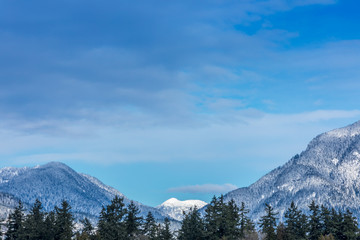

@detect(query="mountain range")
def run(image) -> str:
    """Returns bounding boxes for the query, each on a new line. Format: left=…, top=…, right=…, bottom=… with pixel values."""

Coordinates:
left=0, top=162, right=168, bottom=221
left=2, top=120, right=360, bottom=224
left=224, top=120, right=360, bottom=222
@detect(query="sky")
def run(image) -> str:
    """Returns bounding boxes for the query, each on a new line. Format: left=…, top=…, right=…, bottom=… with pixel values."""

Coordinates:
left=1, top=0, right=360, bottom=207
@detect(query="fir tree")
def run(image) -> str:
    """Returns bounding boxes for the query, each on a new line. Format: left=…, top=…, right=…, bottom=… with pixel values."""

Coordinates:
left=238, top=202, right=255, bottom=239
left=330, top=209, right=344, bottom=240
left=143, top=211, right=158, bottom=240
left=320, top=205, right=331, bottom=236
left=76, top=217, right=95, bottom=240
left=5, top=200, right=25, bottom=240
left=342, top=209, right=358, bottom=240
left=97, top=195, right=127, bottom=240
left=276, top=222, right=288, bottom=240
left=259, top=203, right=278, bottom=240
left=125, top=201, right=143, bottom=239
left=54, top=200, right=74, bottom=240
left=308, top=200, right=321, bottom=240
left=158, top=218, right=173, bottom=240
left=204, top=196, right=221, bottom=240
left=44, top=211, right=56, bottom=240
left=224, top=199, right=241, bottom=239
left=178, top=207, right=205, bottom=240
left=284, top=201, right=307, bottom=240
left=22, top=199, right=46, bottom=240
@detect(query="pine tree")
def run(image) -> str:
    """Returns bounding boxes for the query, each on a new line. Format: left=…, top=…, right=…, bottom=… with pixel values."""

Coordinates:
left=178, top=207, right=205, bottom=240
left=284, top=201, right=307, bottom=240
left=204, top=196, right=221, bottom=240
left=5, top=200, right=25, bottom=240
left=308, top=200, right=321, bottom=240
left=97, top=195, right=127, bottom=240
left=330, top=208, right=344, bottom=240
left=54, top=200, right=74, bottom=240
left=224, top=199, right=241, bottom=239
left=320, top=205, right=331, bottom=236
left=125, top=201, right=143, bottom=239
left=22, top=199, right=46, bottom=240
left=238, top=202, right=255, bottom=239
left=158, top=218, right=173, bottom=240
left=44, top=211, right=56, bottom=240
left=76, top=217, right=95, bottom=240
left=342, top=209, right=358, bottom=240
left=259, top=203, right=278, bottom=240
left=143, top=211, right=158, bottom=240
left=276, top=222, right=288, bottom=240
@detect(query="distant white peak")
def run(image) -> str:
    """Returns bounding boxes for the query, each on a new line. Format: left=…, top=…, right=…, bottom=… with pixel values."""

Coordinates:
left=159, top=198, right=207, bottom=208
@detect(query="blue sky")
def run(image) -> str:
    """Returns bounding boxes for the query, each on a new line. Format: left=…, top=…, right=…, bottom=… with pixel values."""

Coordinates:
left=1, top=0, right=360, bottom=206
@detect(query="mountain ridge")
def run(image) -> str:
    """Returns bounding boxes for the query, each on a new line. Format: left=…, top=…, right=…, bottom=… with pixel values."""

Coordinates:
left=224, top=120, right=360, bottom=221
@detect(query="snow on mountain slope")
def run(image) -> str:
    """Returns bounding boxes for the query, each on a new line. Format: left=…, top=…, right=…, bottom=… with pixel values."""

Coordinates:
left=0, top=162, right=168, bottom=221
left=224, top=120, right=360, bottom=222
left=156, top=198, right=207, bottom=221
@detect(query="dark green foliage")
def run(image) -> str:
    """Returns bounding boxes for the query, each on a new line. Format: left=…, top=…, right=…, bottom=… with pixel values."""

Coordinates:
left=204, top=195, right=246, bottom=240
left=22, top=199, right=47, bottom=240
left=5, top=200, right=25, bottom=240
left=54, top=200, right=74, bottom=240
left=276, top=222, right=288, bottom=240
left=158, top=218, right=173, bottom=240
left=76, top=217, right=96, bottom=240
left=259, top=203, right=278, bottom=240
left=125, top=201, right=143, bottom=239
left=97, top=195, right=127, bottom=240
left=284, top=201, right=307, bottom=240
left=178, top=207, right=205, bottom=240
left=342, top=209, right=358, bottom=240
left=143, top=211, right=158, bottom=239
left=308, top=200, right=321, bottom=240
left=44, top=211, right=56, bottom=240
left=239, top=202, right=255, bottom=239
left=320, top=205, right=332, bottom=236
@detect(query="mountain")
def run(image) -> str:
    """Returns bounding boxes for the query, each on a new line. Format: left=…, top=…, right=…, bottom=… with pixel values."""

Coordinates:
left=0, top=162, right=168, bottom=221
left=224, top=120, right=360, bottom=222
left=156, top=198, right=207, bottom=221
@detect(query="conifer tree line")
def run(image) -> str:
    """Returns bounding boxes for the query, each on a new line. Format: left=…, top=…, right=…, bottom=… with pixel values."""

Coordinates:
left=3, top=196, right=360, bottom=240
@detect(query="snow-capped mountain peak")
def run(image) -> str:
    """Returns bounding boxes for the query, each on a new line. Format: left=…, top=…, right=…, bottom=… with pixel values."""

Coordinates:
left=156, top=198, right=207, bottom=221
left=223, top=120, right=360, bottom=222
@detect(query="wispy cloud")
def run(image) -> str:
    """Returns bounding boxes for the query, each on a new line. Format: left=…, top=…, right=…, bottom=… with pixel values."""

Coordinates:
left=168, top=184, right=238, bottom=194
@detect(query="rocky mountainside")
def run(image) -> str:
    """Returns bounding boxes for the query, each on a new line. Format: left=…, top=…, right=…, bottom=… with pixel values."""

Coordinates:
left=156, top=198, right=207, bottom=221
left=0, top=162, right=168, bottom=221
left=224, top=120, right=360, bottom=222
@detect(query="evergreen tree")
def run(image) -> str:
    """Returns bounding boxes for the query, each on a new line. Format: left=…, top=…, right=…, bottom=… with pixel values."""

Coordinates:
left=125, top=201, right=143, bottom=239
left=97, top=195, right=127, bottom=240
left=342, top=209, right=358, bottom=240
left=158, top=218, right=173, bottom=240
left=22, top=199, right=46, bottom=240
left=308, top=200, right=321, bottom=240
left=204, top=196, right=221, bottom=240
left=76, top=217, right=95, bottom=240
left=284, top=201, right=307, bottom=240
left=44, top=211, right=56, bottom=240
left=320, top=205, right=331, bottom=236
left=238, top=202, right=255, bottom=239
left=276, top=222, right=288, bottom=240
left=178, top=207, right=205, bottom=240
left=143, top=211, right=158, bottom=240
left=330, top=209, right=344, bottom=240
left=54, top=200, right=74, bottom=240
left=5, top=200, right=25, bottom=240
left=259, top=203, right=278, bottom=240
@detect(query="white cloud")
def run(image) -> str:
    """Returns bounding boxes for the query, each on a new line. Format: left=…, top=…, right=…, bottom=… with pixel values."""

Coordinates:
left=168, top=183, right=238, bottom=194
